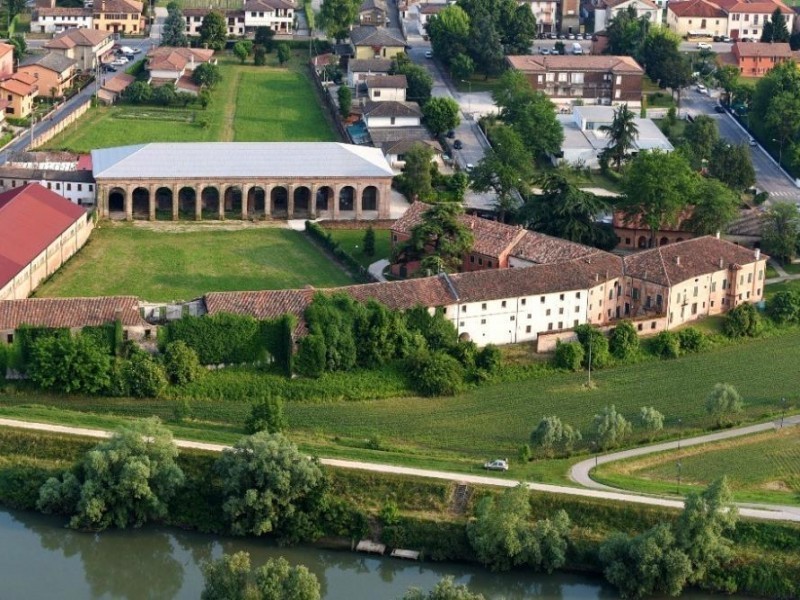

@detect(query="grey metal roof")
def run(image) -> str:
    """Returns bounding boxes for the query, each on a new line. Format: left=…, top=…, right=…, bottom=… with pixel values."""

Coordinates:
left=20, top=51, right=77, bottom=73
left=91, top=143, right=395, bottom=180
left=349, top=26, right=406, bottom=47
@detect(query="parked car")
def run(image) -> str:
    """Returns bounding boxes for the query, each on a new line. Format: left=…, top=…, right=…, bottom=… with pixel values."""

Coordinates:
left=132, top=48, right=142, bottom=54
left=465, top=163, right=474, bottom=172
left=110, top=58, right=127, bottom=67
left=713, top=35, right=721, bottom=42
left=540, top=48, right=550, bottom=55
left=453, top=139, right=463, bottom=150
left=720, top=35, right=731, bottom=43
left=714, top=104, right=726, bottom=113
left=697, top=42, right=712, bottom=50
left=749, top=137, right=757, bottom=146
left=446, top=129, right=455, bottom=138
left=484, top=459, right=509, bottom=471
left=572, top=42, right=583, bottom=55
left=424, top=50, right=433, bottom=59
left=567, top=33, right=575, bottom=40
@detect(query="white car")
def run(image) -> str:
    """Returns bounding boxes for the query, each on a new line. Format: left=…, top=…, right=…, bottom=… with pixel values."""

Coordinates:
left=484, top=459, right=509, bottom=471
left=110, top=58, right=128, bottom=67
left=695, top=83, right=708, bottom=94
left=465, top=163, right=474, bottom=172
left=697, top=42, right=712, bottom=50
left=424, top=50, right=433, bottom=59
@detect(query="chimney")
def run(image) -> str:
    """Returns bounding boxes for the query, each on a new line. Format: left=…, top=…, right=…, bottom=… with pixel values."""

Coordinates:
left=716, top=230, right=720, bottom=239
left=719, top=257, right=724, bottom=269
left=675, top=256, right=681, bottom=266
left=755, top=248, right=761, bottom=261
left=595, top=273, right=599, bottom=282
left=101, top=0, right=105, bottom=11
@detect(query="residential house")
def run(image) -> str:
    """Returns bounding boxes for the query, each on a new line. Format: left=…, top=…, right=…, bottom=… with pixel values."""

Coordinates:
left=506, top=54, right=644, bottom=106
left=350, top=26, right=406, bottom=59
left=594, top=0, right=663, bottom=34
left=363, top=100, right=422, bottom=128
left=667, top=0, right=728, bottom=37
left=0, top=183, right=92, bottom=301
left=0, top=166, right=96, bottom=205
left=522, top=0, right=558, bottom=33
left=553, top=106, right=673, bottom=167
left=347, top=57, right=393, bottom=88
left=0, top=43, right=13, bottom=77
left=146, top=47, right=216, bottom=95
left=31, top=6, right=93, bottom=33
left=716, top=0, right=794, bottom=39
left=18, top=53, right=78, bottom=98
left=0, top=72, right=38, bottom=118
left=560, top=0, right=581, bottom=31
left=183, top=8, right=246, bottom=36
left=418, top=3, right=446, bottom=28
left=242, top=0, right=296, bottom=34
left=360, top=0, right=388, bottom=25
left=381, top=138, right=441, bottom=168
left=722, top=41, right=800, bottom=76
left=368, top=126, right=436, bottom=166
left=97, top=72, right=135, bottom=103
left=44, top=27, right=114, bottom=71
left=366, top=74, right=407, bottom=101
left=92, top=0, right=144, bottom=34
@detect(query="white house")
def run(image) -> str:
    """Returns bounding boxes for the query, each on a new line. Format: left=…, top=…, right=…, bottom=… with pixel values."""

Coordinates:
left=347, top=58, right=393, bottom=88
left=523, top=0, right=559, bottom=33
left=418, top=2, right=446, bottom=28
left=31, top=8, right=93, bottom=33
left=0, top=167, right=96, bottom=205
left=366, top=75, right=407, bottom=101
left=363, top=100, right=422, bottom=128
left=146, top=47, right=216, bottom=95
left=594, top=0, right=663, bottom=33
left=243, top=0, right=295, bottom=33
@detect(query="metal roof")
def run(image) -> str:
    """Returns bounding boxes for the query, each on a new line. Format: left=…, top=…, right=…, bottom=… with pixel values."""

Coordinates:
left=91, top=143, right=395, bottom=180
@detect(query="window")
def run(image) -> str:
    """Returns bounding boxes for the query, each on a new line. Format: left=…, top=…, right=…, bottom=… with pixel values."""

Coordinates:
left=746, top=291, right=751, bottom=299
left=758, top=270, right=763, bottom=280
left=478, top=258, right=483, bottom=266
left=5, top=334, right=12, bottom=344
left=481, top=303, right=487, bottom=310
left=625, top=237, right=631, bottom=244
left=537, top=75, right=543, bottom=83
left=722, top=279, right=727, bottom=290
left=575, top=306, right=580, bottom=313
left=540, top=296, right=545, bottom=303
left=632, top=288, right=640, bottom=300
left=521, top=298, right=526, bottom=306
left=608, top=289, right=613, bottom=300
left=747, top=273, right=752, bottom=283
left=548, top=323, right=553, bottom=331
left=510, top=316, right=515, bottom=321
left=481, top=319, right=486, bottom=325
left=501, top=300, right=507, bottom=308
left=558, top=72, right=568, bottom=82
left=710, top=300, right=715, bottom=308
left=546, top=309, right=551, bottom=316
left=614, top=89, right=621, bottom=99
left=574, top=319, right=579, bottom=327
left=615, top=75, right=622, bottom=85
left=545, top=72, right=555, bottom=82
left=488, top=261, right=493, bottom=268
left=711, top=281, right=716, bottom=292
left=656, top=294, right=663, bottom=306
left=558, top=321, right=563, bottom=329
left=651, top=321, right=657, bottom=329
left=67, top=183, right=71, bottom=191
left=527, top=314, right=531, bottom=319
left=459, top=321, right=464, bottom=327
left=77, top=184, right=82, bottom=191
left=526, top=325, right=531, bottom=333
left=637, top=323, right=643, bottom=331
left=461, top=305, right=466, bottom=313
left=575, top=292, right=581, bottom=299
left=693, top=286, right=698, bottom=297
left=559, top=294, right=564, bottom=301
left=373, top=90, right=381, bottom=97
left=571, top=72, right=584, bottom=84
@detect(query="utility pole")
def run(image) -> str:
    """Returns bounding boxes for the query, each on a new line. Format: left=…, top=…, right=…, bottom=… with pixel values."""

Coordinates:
left=587, top=332, right=593, bottom=385
left=781, top=397, right=786, bottom=428
left=676, top=461, right=682, bottom=495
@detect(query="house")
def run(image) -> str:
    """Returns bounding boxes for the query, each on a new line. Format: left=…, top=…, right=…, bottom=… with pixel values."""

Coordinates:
left=368, top=127, right=436, bottom=166
left=0, top=183, right=92, bottom=301
left=722, top=41, right=800, bottom=76
left=667, top=0, right=728, bottom=37
left=0, top=166, right=96, bottom=205
left=594, top=0, right=663, bottom=34
left=418, top=3, right=446, bottom=28
left=31, top=6, right=93, bottom=33
left=613, top=210, right=695, bottom=250
left=18, top=52, right=78, bottom=98
left=716, top=0, right=794, bottom=40
left=347, top=57, right=393, bottom=88
left=92, top=0, right=144, bottom=35
left=506, top=54, right=644, bottom=106
left=146, top=47, right=216, bottom=95
left=522, top=0, right=558, bottom=33
left=366, top=74, right=407, bottom=101
left=44, top=27, right=114, bottom=71
left=553, top=106, right=673, bottom=167
left=0, top=72, right=39, bottom=118
left=183, top=8, right=246, bottom=36
left=560, top=0, right=581, bottom=31
left=360, top=0, right=388, bottom=25
left=363, top=100, right=422, bottom=128
left=97, top=72, right=135, bottom=104
left=0, top=43, right=14, bottom=78
left=349, top=26, right=406, bottom=60
left=381, top=138, right=441, bottom=168
left=242, top=0, right=296, bottom=34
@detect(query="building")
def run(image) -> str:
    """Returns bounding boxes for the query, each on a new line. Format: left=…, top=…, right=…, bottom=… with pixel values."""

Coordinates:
left=0, top=166, right=96, bottom=205
left=0, top=72, right=39, bottom=118
left=368, top=128, right=437, bottom=166
left=418, top=3, right=446, bottom=28
left=347, top=58, right=393, bottom=88
left=380, top=138, right=441, bottom=168
left=595, top=0, right=663, bottom=34
left=146, top=47, right=216, bottom=94
left=31, top=6, right=93, bottom=33
left=18, top=52, right=78, bottom=98
left=363, top=100, right=422, bottom=128
left=0, top=183, right=92, bottom=301
left=506, top=54, right=644, bottom=106
left=183, top=8, right=245, bottom=36
left=613, top=210, right=695, bottom=250
left=97, top=72, right=135, bottom=103
left=554, top=106, right=673, bottom=167
left=0, top=43, right=13, bottom=77
left=523, top=0, right=558, bottom=33
left=91, top=142, right=394, bottom=221
left=560, top=0, right=581, bottom=32
left=717, top=0, right=794, bottom=40
left=366, top=74, right=407, bottom=101
left=667, top=0, right=728, bottom=37
left=242, top=0, right=295, bottom=34
left=32, top=0, right=143, bottom=34
left=349, top=26, right=406, bottom=60
left=359, top=0, right=388, bottom=25
left=723, top=41, right=800, bottom=76
left=44, top=27, right=114, bottom=71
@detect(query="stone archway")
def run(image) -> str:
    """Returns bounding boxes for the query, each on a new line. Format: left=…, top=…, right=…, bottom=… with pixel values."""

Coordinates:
left=156, top=187, right=173, bottom=215
left=248, top=186, right=265, bottom=217
left=637, top=236, right=648, bottom=249
left=362, top=185, right=378, bottom=211
left=339, top=185, right=355, bottom=212
left=659, top=237, right=669, bottom=247
left=131, top=187, right=149, bottom=218
left=271, top=186, right=288, bottom=217
left=108, top=187, right=125, bottom=213
left=316, top=186, right=332, bottom=214
left=293, top=186, right=310, bottom=217
left=224, top=186, right=242, bottom=217
left=202, top=186, right=219, bottom=218
left=178, top=187, right=196, bottom=218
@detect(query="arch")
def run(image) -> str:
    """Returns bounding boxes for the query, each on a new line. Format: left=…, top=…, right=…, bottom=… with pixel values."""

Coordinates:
left=659, top=237, right=669, bottom=247
left=108, top=187, right=125, bottom=213
left=293, top=186, right=310, bottom=216
left=362, top=185, right=378, bottom=211
left=178, top=186, right=196, bottom=218
left=155, top=187, right=173, bottom=215
left=224, top=186, right=242, bottom=216
left=339, top=185, right=355, bottom=212
left=459, top=332, right=471, bottom=342
left=271, top=186, right=288, bottom=217
left=676, top=237, right=684, bottom=243
left=201, top=186, right=220, bottom=217
left=316, top=186, right=332, bottom=213
left=637, top=236, right=648, bottom=249
left=248, top=186, right=265, bottom=216
left=131, top=187, right=149, bottom=217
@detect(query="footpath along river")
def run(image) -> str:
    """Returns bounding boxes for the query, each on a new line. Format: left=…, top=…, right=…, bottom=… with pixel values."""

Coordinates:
left=0, top=507, right=760, bottom=599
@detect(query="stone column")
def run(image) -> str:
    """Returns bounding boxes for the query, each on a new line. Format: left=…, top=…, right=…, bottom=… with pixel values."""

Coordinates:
left=124, top=184, right=133, bottom=221
left=264, top=183, right=273, bottom=217
left=241, top=184, right=250, bottom=220
left=287, top=184, right=295, bottom=219
left=379, top=182, right=391, bottom=219
left=355, top=183, right=363, bottom=221
left=148, top=184, right=156, bottom=221
left=218, top=185, right=225, bottom=221
left=195, top=184, right=203, bottom=221
left=309, top=183, right=318, bottom=219
left=97, top=184, right=107, bottom=218
left=332, top=184, right=340, bottom=220
left=171, top=183, right=179, bottom=221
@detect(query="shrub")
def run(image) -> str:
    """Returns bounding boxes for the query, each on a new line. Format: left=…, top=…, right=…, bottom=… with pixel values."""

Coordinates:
left=408, top=350, right=464, bottom=396
left=677, top=327, right=708, bottom=353
left=122, top=352, right=168, bottom=398
left=475, top=344, right=502, bottom=373
left=651, top=331, right=680, bottom=359
left=723, top=302, right=761, bottom=338
left=380, top=500, right=400, bottom=525
left=530, top=415, right=582, bottom=457
left=705, top=383, right=744, bottom=427
left=766, top=291, right=800, bottom=324
left=295, top=334, right=326, bottom=378
left=245, top=395, right=287, bottom=434
left=163, top=341, right=203, bottom=386
left=448, top=340, right=477, bottom=369
left=638, top=406, right=665, bottom=440
left=28, top=332, right=111, bottom=394
left=591, top=405, right=632, bottom=450
left=574, top=325, right=611, bottom=368
left=363, top=226, right=376, bottom=257
left=609, top=320, right=639, bottom=360
left=553, top=340, right=584, bottom=371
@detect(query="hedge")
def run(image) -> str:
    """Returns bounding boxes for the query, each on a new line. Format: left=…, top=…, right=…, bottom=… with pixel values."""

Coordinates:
left=305, top=221, right=374, bottom=282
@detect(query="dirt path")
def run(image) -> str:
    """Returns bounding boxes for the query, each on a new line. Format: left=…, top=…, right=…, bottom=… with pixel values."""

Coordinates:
left=220, top=69, right=241, bottom=141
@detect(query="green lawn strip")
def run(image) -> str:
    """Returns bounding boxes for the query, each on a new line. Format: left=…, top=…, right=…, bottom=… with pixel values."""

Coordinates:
left=782, top=262, right=800, bottom=275
left=35, top=225, right=353, bottom=302
left=765, top=278, right=800, bottom=299
left=324, top=228, right=391, bottom=268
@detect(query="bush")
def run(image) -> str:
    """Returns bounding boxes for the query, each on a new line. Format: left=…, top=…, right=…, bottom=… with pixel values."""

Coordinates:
left=705, top=383, right=744, bottom=427
left=608, top=320, right=639, bottom=360
left=122, top=352, right=168, bottom=398
left=677, top=327, right=707, bottom=353
left=553, top=340, right=584, bottom=371
left=638, top=406, right=664, bottom=440
left=651, top=331, right=680, bottom=359
left=163, top=341, right=203, bottom=385
left=295, top=334, right=326, bottom=378
left=408, top=350, right=464, bottom=396
left=530, top=416, right=582, bottom=457
left=28, top=332, right=111, bottom=394
left=591, top=405, right=632, bottom=450
left=475, top=344, right=501, bottom=373
left=448, top=340, right=477, bottom=369
left=574, top=325, right=611, bottom=368
left=723, top=302, right=761, bottom=338
left=245, top=396, right=287, bottom=434
left=766, top=291, right=800, bottom=324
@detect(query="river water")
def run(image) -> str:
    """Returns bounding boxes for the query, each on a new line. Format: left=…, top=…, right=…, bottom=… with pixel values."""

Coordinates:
left=0, top=508, right=758, bottom=599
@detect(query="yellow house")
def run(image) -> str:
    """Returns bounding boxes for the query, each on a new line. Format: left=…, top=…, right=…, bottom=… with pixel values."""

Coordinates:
left=0, top=72, right=38, bottom=118
left=18, top=52, right=78, bottom=99
left=350, top=26, right=406, bottom=60
left=93, top=0, right=144, bottom=35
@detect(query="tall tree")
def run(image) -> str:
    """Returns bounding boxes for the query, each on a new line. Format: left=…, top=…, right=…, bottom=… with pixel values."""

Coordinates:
left=161, top=6, right=188, bottom=47
left=199, top=10, right=228, bottom=51
left=683, top=178, right=739, bottom=236
left=319, top=0, right=361, bottom=42
left=499, top=3, right=538, bottom=55
left=640, top=27, right=682, bottom=86
left=393, top=54, right=434, bottom=105
left=427, top=5, right=470, bottom=66
left=254, top=26, right=276, bottom=52
left=761, top=8, right=790, bottom=43
left=708, top=141, right=755, bottom=191
left=683, top=115, right=719, bottom=166
left=660, top=52, right=693, bottom=107
left=599, top=103, right=639, bottom=171
left=337, top=84, right=352, bottom=119
left=761, top=202, right=800, bottom=264
left=468, top=11, right=505, bottom=78
left=422, top=96, right=461, bottom=135
left=402, top=577, right=485, bottom=600
left=715, top=64, right=739, bottom=104
left=398, top=142, right=434, bottom=201
left=394, top=202, right=474, bottom=274
left=606, top=6, right=650, bottom=57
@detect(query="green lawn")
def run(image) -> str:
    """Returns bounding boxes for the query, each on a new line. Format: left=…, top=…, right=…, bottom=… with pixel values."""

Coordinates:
left=44, top=57, right=334, bottom=152
left=593, top=428, right=800, bottom=505
left=35, top=224, right=352, bottom=302
left=325, top=228, right=392, bottom=268
left=765, top=278, right=800, bottom=299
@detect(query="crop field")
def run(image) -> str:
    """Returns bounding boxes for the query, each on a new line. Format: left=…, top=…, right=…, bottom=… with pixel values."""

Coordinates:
left=593, top=428, right=800, bottom=505
left=35, top=224, right=352, bottom=302
left=324, top=228, right=392, bottom=268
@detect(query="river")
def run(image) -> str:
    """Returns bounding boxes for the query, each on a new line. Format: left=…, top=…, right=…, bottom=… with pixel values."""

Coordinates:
left=0, top=508, right=758, bottom=599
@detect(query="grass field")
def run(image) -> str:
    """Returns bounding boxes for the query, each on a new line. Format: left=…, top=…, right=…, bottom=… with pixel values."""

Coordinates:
left=593, top=428, right=800, bottom=505
left=325, top=228, right=392, bottom=268
left=35, top=224, right=352, bottom=302
left=764, top=278, right=800, bottom=298
left=44, top=56, right=334, bottom=152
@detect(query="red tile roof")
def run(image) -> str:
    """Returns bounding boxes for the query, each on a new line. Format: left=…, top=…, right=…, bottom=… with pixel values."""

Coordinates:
left=507, top=54, right=644, bottom=74
left=668, top=0, right=726, bottom=17
left=510, top=230, right=596, bottom=264
left=715, top=0, right=793, bottom=13
left=0, top=296, right=149, bottom=329
left=0, top=183, right=87, bottom=290
left=733, top=41, right=797, bottom=58
left=147, top=47, right=215, bottom=73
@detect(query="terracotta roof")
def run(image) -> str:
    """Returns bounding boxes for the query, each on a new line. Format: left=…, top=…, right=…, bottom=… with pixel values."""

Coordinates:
left=176, top=74, right=201, bottom=93
left=0, top=297, right=148, bottom=329
left=419, top=3, right=446, bottom=13
left=337, top=276, right=455, bottom=308
left=603, top=0, right=659, bottom=8
left=0, top=43, right=13, bottom=58
left=734, top=41, right=796, bottom=57
left=349, top=58, right=393, bottom=73
left=101, top=73, right=135, bottom=94
left=147, top=47, right=215, bottom=72
left=509, top=230, right=596, bottom=264
left=717, top=0, right=793, bottom=13
left=0, top=73, right=37, bottom=97
left=668, top=0, right=726, bottom=17
left=363, top=100, right=421, bottom=118
left=506, top=54, right=644, bottom=74
left=205, top=289, right=315, bottom=323
left=350, top=25, right=406, bottom=47
left=0, top=184, right=87, bottom=291
left=45, top=27, right=113, bottom=49
left=36, top=7, right=91, bottom=16
left=95, top=0, right=143, bottom=13
left=622, top=236, right=764, bottom=286
left=367, top=74, right=407, bottom=88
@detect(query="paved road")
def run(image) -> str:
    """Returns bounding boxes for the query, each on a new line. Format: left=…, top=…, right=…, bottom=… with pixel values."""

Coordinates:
left=1, top=417, right=799, bottom=522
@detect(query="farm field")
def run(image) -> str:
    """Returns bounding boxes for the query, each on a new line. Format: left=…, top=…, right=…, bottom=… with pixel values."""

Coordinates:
left=324, top=228, right=392, bottom=268
left=35, top=224, right=352, bottom=302
left=43, top=57, right=334, bottom=152
left=593, top=428, right=800, bottom=505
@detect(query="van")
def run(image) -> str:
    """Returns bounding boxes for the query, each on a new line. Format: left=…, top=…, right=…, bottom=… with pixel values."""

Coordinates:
left=572, top=42, right=583, bottom=55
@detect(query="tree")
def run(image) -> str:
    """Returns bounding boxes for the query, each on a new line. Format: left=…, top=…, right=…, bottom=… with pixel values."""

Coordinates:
left=641, top=27, right=683, bottom=89
left=530, top=416, right=582, bottom=457
left=254, top=26, right=276, bottom=52
left=276, top=43, right=291, bottom=65
left=28, top=333, right=111, bottom=395
left=683, top=115, right=719, bottom=166
left=245, top=395, right=287, bottom=434
left=658, top=52, right=693, bottom=108
left=598, top=104, right=639, bottom=172
left=233, top=41, right=252, bottom=64
left=637, top=406, right=664, bottom=440
left=761, top=7, right=790, bottom=43
left=152, top=82, right=177, bottom=106
left=427, top=5, right=470, bottom=66
left=467, top=484, right=570, bottom=572
left=214, top=432, right=327, bottom=540
left=362, top=226, right=376, bottom=257
left=723, top=302, right=762, bottom=338
left=397, top=143, right=434, bottom=201
left=394, top=202, right=474, bottom=274
left=254, top=557, right=321, bottom=600
left=761, top=203, right=800, bottom=264
left=163, top=340, right=202, bottom=385
left=705, top=383, right=744, bottom=427
left=122, top=352, right=168, bottom=398
left=715, top=64, right=740, bottom=103
left=319, top=0, right=361, bottom=42
left=254, top=44, right=267, bottom=66
left=161, top=6, right=188, bottom=47
left=553, top=340, right=584, bottom=371
left=402, top=577, right=485, bottom=600
left=683, top=178, right=739, bottom=236
left=591, top=405, right=632, bottom=450
left=652, top=330, right=680, bottom=358
left=608, top=320, right=639, bottom=360
left=199, top=10, right=228, bottom=51
left=37, top=419, right=184, bottom=530
left=192, top=62, right=221, bottom=88
left=767, top=290, right=800, bottom=324
left=619, top=150, right=698, bottom=247
left=708, top=142, right=755, bottom=192
left=201, top=551, right=251, bottom=600
left=422, top=97, right=461, bottom=136
left=450, top=53, right=475, bottom=81
left=677, top=327, right=708, bottom=353
left=295, top=334, right=326, bottom=377
left=8, top=34, right=26, bottom=61
left=574, top=324, right=611, bottom=369
left=475, top=344, right=501, bottom=372
left=124, top=80, right=153, bottom=104
left=394, top=55, right=434, bottom=105
left=337, top=84, right=352, bottom=120
left=202, top=553, right=321, bottom=600
left=468, top=12, right=504, bottom=78
left=500, top=3, right=537, bottom=55
left=407, top=350, right=464, bottom=396
left=606, top=6, right=650, bottom=57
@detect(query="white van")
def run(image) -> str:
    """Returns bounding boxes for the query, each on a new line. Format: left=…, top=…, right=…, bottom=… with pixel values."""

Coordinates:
left=572, top=42, right=583, bottom=55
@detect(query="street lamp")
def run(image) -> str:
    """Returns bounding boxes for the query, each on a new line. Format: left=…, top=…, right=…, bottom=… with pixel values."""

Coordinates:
left=772, top=138, right=784, bottom=167
left=676, top=461, right=682, bottom=495
left=460, top=79, right=472, bottom=115
left=677, top=417, right=682, bottom=450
